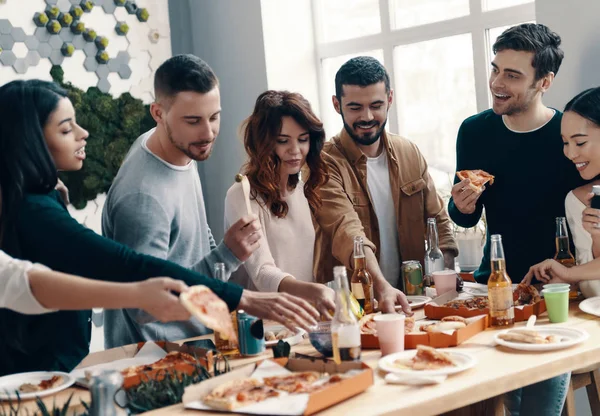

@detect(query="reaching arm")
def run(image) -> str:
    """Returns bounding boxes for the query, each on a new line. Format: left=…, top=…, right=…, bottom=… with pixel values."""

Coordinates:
left=17, top=192, right=243, bottom=311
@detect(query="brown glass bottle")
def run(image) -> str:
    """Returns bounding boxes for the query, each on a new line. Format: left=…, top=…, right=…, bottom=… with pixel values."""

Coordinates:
left=488, top=235, right=514, bottom=327
left=554, top=217, right=576, bottom=267
left=351, top=236, right=374, bottom=314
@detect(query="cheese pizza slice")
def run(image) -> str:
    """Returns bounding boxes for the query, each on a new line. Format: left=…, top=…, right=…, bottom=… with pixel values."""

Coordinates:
left=203, top=378, right=279, bottom=410
left=180, top=285, right=238, bottom=342
left=456, top=170, right=495, bottom=192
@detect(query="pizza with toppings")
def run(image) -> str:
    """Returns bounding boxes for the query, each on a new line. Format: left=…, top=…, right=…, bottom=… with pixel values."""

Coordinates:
left=457, top=170, right=495, bottom=192
left=202, top=378, right=279, bottom=410
left=180, top=285, right=237, bottom=341
left=263, top=371, right=321, bottom=393
left=120, top=351, right=199, bottom=378
left=19, top=375, right=64, bottom=393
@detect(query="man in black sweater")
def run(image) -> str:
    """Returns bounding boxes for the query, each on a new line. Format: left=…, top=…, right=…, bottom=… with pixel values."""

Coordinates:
left=448, top=24, right=582, bottom=416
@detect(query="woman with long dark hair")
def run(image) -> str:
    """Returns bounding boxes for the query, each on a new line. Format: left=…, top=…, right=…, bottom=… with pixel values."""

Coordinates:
left=224, top=90, right=335, bottom=316
left=0, top=80, right=319, bottom=376
left=525, top=87, right=600, bottom=289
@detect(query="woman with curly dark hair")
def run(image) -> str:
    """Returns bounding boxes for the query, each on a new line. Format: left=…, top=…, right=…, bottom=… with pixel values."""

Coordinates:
left=225, top=90, right=335, bottom=316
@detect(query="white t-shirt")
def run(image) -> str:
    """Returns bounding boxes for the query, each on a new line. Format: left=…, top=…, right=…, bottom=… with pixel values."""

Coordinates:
left=565, top=191, right=600, bottom=298
left=0, top=250, right=52, bottom=314
left=366, top=151, right=401, bottom=287
left=224, top=180, right=316, bottom=292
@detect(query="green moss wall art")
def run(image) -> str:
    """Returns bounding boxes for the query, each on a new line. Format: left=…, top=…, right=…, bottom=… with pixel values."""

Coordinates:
left=51, top=66, right=156, bottom=209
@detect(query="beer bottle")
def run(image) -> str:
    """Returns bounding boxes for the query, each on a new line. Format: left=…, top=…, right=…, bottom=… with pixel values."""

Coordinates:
left=213, top=263, right=239, bottom=354
left=424, top=218, right=444, bottom=287
left=487, top=235, right=514, bottom=327
left=331, top=266, right=361, bottom=364
left=351, top=236, right=374, bottom=314
left=554, top=217, right=576, bottom=267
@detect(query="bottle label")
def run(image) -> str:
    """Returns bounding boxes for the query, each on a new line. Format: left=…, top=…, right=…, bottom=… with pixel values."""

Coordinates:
left=351, top=283, right=365, bottom=299
left=489, top=287, right=514, bottom=317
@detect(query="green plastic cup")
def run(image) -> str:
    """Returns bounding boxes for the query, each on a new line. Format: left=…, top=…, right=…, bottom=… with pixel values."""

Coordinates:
left=543, top=288, right=569, bottom=323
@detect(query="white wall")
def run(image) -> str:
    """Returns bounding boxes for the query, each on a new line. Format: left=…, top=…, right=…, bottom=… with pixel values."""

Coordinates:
left=536, top=0, right=600, bottom=110
left=169, top=0, right=269, bottom=241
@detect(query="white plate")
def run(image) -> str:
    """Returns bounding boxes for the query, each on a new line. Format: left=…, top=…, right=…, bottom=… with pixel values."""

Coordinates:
left=404, top=296, right=432, bottom=309
left=579, top=296, right=600, bottom=317
left=264, top=326, right=305, bottom=347
left=378, top=349, right=477, bottom=376
left=494, top=327, right=589, bottom=352
left=0, top=371, right=75, bottom=401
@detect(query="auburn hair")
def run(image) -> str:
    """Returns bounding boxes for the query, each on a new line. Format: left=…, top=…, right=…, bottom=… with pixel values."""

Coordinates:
left=241, top=90, right=328, bottom=218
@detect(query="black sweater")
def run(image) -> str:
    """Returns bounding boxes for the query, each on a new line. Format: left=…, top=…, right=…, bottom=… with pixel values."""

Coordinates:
left=448, top=110, right=584, bottom=283
left=0, top=190, right=243, bottom=375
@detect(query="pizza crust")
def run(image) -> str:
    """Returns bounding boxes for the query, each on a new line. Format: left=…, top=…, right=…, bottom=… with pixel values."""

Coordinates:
left=203, top=378, right=278, bottom=410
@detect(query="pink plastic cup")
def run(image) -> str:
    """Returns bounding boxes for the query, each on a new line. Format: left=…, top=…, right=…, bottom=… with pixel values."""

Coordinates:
left=433, top=270, right=458, bottom=296
left=373, top=314, right=405, bottom=356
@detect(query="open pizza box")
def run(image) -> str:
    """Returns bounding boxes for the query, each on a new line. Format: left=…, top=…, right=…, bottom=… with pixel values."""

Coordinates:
left=361, top=314, right=488, bottom=350
left=424, top=290, right=546, bottom=322
left=72, top=341, right=214, bottom=389
left=182, top=357, right=373, bottom=415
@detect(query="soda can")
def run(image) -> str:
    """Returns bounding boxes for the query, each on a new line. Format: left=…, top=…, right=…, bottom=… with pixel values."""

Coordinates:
left=236, top=310, right=266, bottom=356
left=402, top=260, right=424, bottom=295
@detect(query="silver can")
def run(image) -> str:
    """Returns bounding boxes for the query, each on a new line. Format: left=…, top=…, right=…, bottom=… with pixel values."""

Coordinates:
left=88, top=369, right=124, bottom=416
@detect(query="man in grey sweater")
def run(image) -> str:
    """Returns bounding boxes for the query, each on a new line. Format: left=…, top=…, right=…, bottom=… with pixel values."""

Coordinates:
left=102, top=55, right=263, bottom=348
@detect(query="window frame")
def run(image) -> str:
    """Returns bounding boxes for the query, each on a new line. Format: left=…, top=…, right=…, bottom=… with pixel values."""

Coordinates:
left=311, top=0, right=535, bottom=134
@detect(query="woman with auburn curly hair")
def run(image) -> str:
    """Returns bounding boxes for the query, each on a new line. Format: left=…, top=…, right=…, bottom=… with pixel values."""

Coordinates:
left=224, top=90, right=335, bottom=316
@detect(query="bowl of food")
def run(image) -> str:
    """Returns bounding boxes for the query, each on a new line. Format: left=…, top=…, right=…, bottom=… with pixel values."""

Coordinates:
left=308, top=321, right=333, bottom=357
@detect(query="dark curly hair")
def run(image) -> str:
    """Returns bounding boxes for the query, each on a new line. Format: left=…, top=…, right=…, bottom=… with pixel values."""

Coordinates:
left=241, top=90, right=328, bottom=218
left=493, top=23, right=564, bottom=80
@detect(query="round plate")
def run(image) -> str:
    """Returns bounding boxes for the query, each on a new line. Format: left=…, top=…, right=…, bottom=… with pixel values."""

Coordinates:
left=378, top=349, right=477, bottom=376
left=494, top=327, right=589, bottom=352
left=404, top=296, right=432, bottom=309
left=579, top=296, right=600, bottom=317
left=0, top=371, right=75, bottom=401
left=264, top=325, right=305, bottom=347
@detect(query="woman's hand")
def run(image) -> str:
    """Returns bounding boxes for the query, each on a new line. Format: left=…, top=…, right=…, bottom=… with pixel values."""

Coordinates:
left=582, top=192, right=600, bottom=237
left=522, top=259, right=575, bottom=285
left=134, top=278, right=191, bottom=322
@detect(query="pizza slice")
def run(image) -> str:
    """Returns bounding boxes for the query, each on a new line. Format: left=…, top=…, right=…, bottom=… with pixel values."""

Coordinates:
left=394, top=345, right=456, bottom=371
left=456, top=170, right=495, bottom=192
left=203, top=378, right=279, bottom=410
left=19, top=375, right=64, bottom=393
left=359, top=313, right=415, bottom=335
left=263, top=371, right=321, bottom=393
left=180, top=285, right=237, bottom=342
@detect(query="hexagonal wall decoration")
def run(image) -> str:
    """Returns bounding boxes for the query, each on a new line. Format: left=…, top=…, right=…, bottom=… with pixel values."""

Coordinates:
left=83, top=42, right=96, bottom=56
left=49, top=48, right=64, bottom=65
left=70, top=5, right=84, bottom=20
left=46, top=20, right=61, bottom=34
left=37, top=42, right=52, bottom=58
left=25, top=50, right=41, bottom=67
left=35, top=27, right=52, bottom=42
left=0, top=34, right=14, bottom=50
left=115, top=21, right=128, bottom=35
left=13, top=58, right=29, bottom=74
left=124, top=1, right=137, bottom=14
left=72, top=35, right=86, bottom=49
left=94, top=36, right=108, bottom=50
left=61, top=42, right=75, bottom=57
left=71, top=21, right=85, bottom=34
left=136, top=8, right=148, bottom=22
left=0, top=19, right=13, bottom=35
left=83, top=28, right=96, bottom=42
left=83, top=55, right=98, bottom=71
left=0, top=50, right=16, bottom=66
left=24, top=35, right=39, bottom=50
left=80, top=1, right=94, bottom=13
left=58, top=13, right=74, bottom=28
left=48, top=34, right=63, bottom=49
left=33, top=12, right=50, bottom=27
left=97, top=77, right=111, bottom=93
left=95, top=50, right=109, bottom=64
left=11, top=27, right=26, bottom=42
left=45, top=6, right=61, bottom=20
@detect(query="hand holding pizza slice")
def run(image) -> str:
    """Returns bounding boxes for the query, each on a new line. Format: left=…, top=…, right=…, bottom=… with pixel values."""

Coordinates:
left=456, top=170, right=495, bottom=192
left=180, top=285, right=238, bottom=342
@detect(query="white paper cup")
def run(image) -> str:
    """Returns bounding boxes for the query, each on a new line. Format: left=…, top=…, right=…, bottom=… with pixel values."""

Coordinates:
left=374, top=314, right=405, bottom=356
left=433, top=270, right=457, bottom=296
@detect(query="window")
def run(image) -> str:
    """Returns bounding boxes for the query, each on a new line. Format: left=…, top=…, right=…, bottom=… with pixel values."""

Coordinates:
left=313, top=0, right=535, bottom=194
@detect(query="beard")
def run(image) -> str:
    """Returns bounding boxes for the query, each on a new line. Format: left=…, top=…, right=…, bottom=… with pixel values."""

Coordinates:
left=341, top=112, right=388, bottom=146
left=494, top=82, right=539, bottom=116
left=165, top=121, right=214, bottom=161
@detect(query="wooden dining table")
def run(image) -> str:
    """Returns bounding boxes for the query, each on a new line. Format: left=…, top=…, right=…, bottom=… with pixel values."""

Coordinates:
left=4, top=300, right=600, bottom=416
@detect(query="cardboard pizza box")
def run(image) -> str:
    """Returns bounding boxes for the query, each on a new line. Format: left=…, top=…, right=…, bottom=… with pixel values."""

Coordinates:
left=74, top=341, right=214, bottom=389
left=182, top=357, right=373, bottom=415
left=424, top=290, right=546, bottom=322
left=361, top=314, right=488, bottom=349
